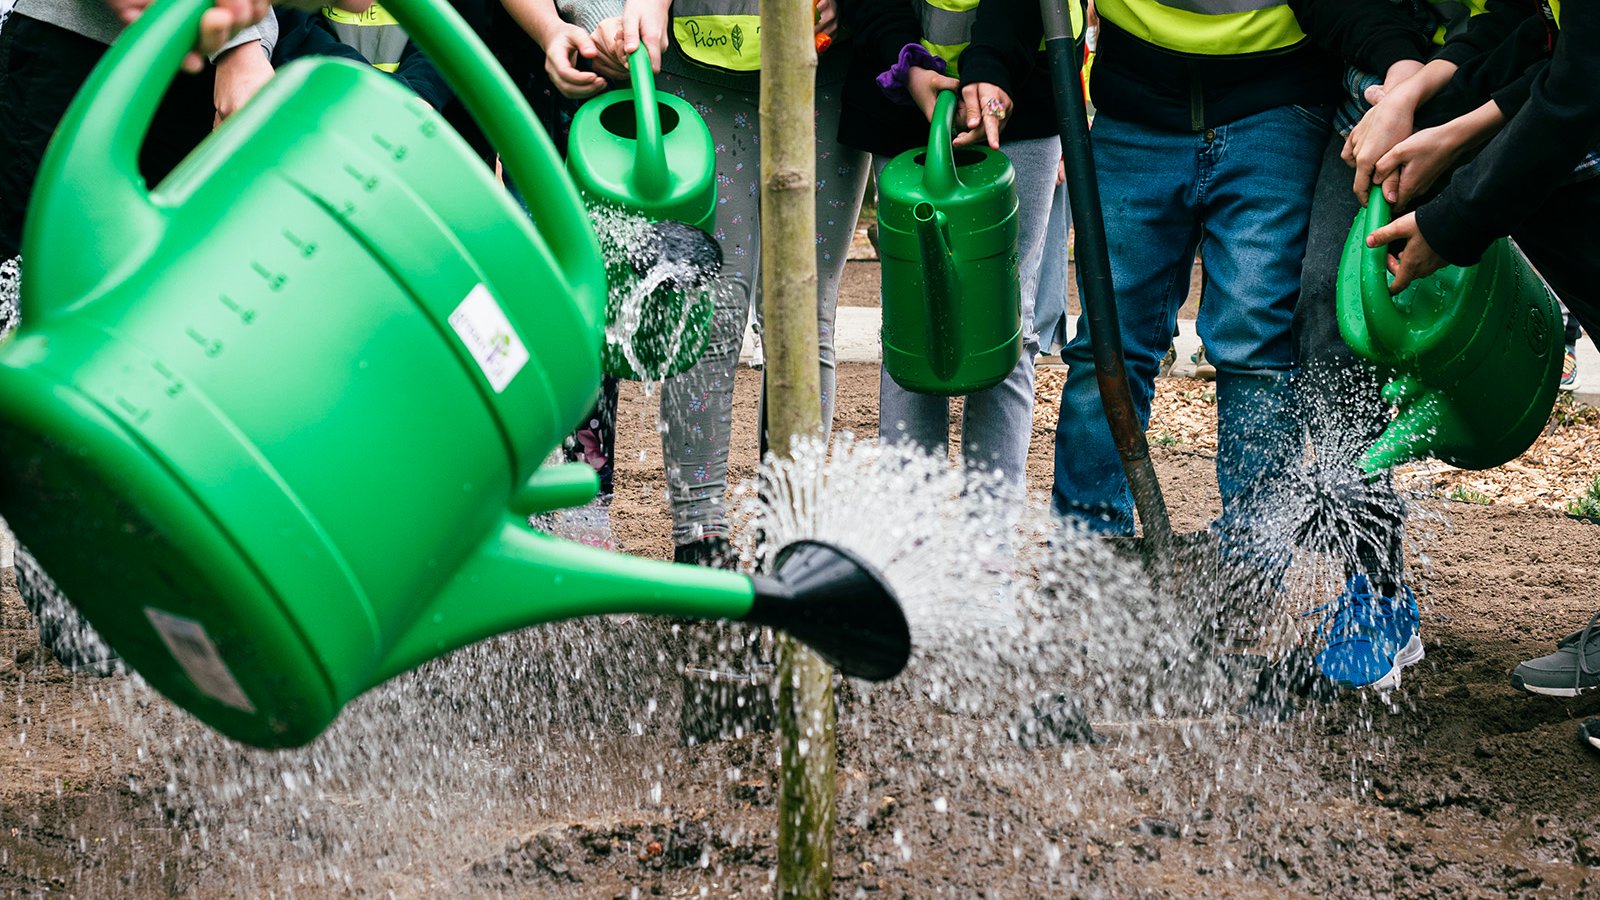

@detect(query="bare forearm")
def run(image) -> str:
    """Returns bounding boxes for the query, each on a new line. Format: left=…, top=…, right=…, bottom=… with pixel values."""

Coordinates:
left=501, top=0, right=567, bottom=48
left=1442, top=99, right=1507, bottom=155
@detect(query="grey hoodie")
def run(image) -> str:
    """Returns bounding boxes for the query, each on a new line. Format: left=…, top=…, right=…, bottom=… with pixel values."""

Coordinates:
left=13, top=0, right=276, bottom=56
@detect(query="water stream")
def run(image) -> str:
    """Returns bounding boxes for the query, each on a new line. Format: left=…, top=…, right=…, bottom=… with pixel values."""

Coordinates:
left=0, top=240, right=1452, bottom=895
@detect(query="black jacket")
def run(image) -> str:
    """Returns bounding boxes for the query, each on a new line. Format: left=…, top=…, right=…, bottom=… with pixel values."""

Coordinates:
left=836, top=0, right=1068, bottom=157
left=272, top=8, right=453, bottom=112
left=1417, top=2, right=1600, bottom=265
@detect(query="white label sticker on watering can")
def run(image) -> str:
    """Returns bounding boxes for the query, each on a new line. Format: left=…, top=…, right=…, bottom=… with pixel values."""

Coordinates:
left=448, top=284, right=529, bottom=393
left=144, top=608, right=257, bottom=713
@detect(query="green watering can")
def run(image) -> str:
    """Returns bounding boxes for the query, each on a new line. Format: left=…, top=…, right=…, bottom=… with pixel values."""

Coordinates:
left=567, top=47, right=718, bottom=381
left=877, top=91, right=1021, bottom=396
left=0, top=0, right=910, bottom=749
left=1337, top=189, right=1562, bottom=471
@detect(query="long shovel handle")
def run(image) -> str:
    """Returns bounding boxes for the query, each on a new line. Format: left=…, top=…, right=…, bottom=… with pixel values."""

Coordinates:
left=1041, top=0, right=1173, bottom=548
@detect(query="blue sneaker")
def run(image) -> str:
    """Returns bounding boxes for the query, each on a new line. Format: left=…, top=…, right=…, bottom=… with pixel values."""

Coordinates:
left=1312, top=575, right=1424, bottom=690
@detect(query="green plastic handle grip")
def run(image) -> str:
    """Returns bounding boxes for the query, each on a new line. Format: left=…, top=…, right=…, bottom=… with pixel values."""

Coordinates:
left=629, top=45, right=671, bottom=202
left=923, top=90, right=963, bottom=199
left=1359, top=187, right=1415, bottom=339
left=55, top=0, right=602, bottom=299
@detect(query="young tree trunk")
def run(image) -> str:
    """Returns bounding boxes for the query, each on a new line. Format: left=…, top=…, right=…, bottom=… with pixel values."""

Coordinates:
left=759, top=0, right=834, bottom=896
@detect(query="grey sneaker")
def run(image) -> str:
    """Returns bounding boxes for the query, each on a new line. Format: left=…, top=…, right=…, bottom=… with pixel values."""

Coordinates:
left=1511, top=610, right=1600, bottom=697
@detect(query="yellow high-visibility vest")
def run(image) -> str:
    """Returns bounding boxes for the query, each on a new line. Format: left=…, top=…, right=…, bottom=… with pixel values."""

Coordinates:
left=323, top=2, right=408, bottom=72
left=1424, top=0, right=1489, bottom=46
left=671, top=0, right=762, bottom=72
left=1094, top=0, right=1305, bottom=57
left=918, top=0, right=1083, bottom=77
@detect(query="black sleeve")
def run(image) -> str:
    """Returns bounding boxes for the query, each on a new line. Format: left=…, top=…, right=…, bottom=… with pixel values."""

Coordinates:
left=391, top=42, right=454, bottom=110
left=1417, top=5, right=1600, bottom=265
left=958, top=0, right=1049, bottom=98
left=1287, top=0, right=1430, bottom=74
left=1443, top=13, right=1550, bottom=113
left=1434, top=0, right=1536, bottom=66
left=839, top=0, right=922, bottom=71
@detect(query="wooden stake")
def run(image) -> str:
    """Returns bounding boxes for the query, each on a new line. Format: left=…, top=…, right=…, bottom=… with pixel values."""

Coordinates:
left=759, top=0, right=834, bottom=895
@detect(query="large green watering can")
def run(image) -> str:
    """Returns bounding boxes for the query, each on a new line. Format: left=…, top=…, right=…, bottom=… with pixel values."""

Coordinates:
left=1337, top=189, right=1562, bottom=471
left=567, top=47, right=718, bottom=381
left=877, top=91, right=1021, bottom=396
left=0, top=0, right=910, bottom=749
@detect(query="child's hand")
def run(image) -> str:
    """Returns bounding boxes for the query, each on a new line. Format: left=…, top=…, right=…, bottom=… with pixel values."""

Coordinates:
left=102, top=0, right=268, bottom=74
left=953, top=81, right=1011, bottom=150
left=544, top=21, right=608, bottom=98
left=1373, top=124, right=1462, bottom=208
left=590, top=17, right=631, bottom=81
left=212, top=40, right=273, bottom=128
left=908, top=66, right=960, bottom=126
left=814, top=0, right=837, bottom=39
left=1366, top=211, right=1446, bottom=294
left=622, top=0, right=672, bottom=72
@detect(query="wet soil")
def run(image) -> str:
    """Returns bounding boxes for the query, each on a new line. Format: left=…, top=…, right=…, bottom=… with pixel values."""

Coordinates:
left=4, top=376, right=1600, bottom=893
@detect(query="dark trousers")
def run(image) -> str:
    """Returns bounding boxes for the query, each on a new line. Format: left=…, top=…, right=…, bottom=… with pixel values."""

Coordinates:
left=0, top=14, right=213, bottom=259
left=1291, top=135, right=1407, bottom=587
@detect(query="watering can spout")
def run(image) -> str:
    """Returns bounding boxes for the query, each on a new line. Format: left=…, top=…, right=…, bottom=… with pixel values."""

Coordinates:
left=1338, top=187, right=1562, bottom=472
left=379, top=524, right=911, bottom=686
left=913, top=202, right=963, bottom=381
left=1358, top=376, right=1457, bottom=473
left=746, top=541, right=911, bottom=682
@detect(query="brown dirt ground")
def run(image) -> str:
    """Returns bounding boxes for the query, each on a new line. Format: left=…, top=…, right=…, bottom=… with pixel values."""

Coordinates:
left=5, top=298, right=1600, bottom=895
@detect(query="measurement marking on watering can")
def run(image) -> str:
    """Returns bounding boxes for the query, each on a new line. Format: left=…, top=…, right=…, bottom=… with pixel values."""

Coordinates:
left=152, top=362, right=185, bottom=398
left=371, top=134, right=409, bottom=162
left=185, top=327, right=224, bottom=358
left=114, top=396, right=150, bottom=424
left=281, top=229, right=318, bottom=258
left=342, top=163, right=380, bottom=193
left=250, top=261, right=288, bottom=292
left=218, top=294, right=256, bottom=325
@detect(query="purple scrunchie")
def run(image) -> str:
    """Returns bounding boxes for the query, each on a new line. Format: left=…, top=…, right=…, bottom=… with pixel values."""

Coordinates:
left=877, top=43, right=948, bottom=107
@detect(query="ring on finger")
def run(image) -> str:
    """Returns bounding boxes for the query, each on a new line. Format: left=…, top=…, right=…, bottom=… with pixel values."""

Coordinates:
left=984, top=98, right=1007, bottom=120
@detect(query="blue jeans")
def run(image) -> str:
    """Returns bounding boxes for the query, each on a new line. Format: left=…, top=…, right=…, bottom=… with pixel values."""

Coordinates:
left=1034, top=180, right=1073, bottom=356
left=1053, top=106, right=1329, bottom=540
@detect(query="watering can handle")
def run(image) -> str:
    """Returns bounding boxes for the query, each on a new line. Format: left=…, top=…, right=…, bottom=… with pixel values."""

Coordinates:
left=629, top=46, right=672, bottom=201
left=45, top=0, right=604, bottom=301
left=923, top=91, right=963, bottom=199
left=1358, top=187, right=1416, bottom=335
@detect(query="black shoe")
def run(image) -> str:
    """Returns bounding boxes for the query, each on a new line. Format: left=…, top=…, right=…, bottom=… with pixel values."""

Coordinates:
left=672, top=536, right=771, bottom=745
left=673, top=536, right=738, bottom=570
left=1233, top=647, right=1340, bottom=722
left=1013, top=693, right=1101, bottom=749
left=1581, top=719, right=1600, bottom=755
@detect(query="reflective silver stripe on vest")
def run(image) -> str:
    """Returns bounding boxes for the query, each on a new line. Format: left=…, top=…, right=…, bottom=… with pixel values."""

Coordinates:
left=1430, top=0, right=1473, bottom=40
left=919, top=3, right=972, bottom=46
left=326, top=19, right=411, bottom=69
left=672, top=0, right=761, bottom=15
left=1149, top=0, right=1285, bottom=14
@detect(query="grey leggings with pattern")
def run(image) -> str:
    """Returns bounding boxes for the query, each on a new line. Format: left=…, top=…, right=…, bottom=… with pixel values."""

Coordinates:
left=656, top=56, right=869, bottom=546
